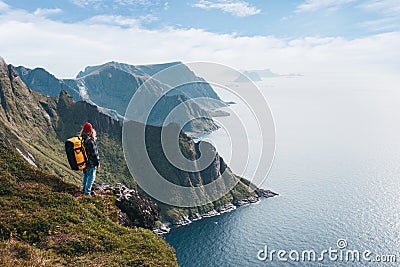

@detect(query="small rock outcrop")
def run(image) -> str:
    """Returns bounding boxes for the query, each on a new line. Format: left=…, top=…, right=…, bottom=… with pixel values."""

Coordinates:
left=92, top=183, right=160, bottom=229
left=256, top=189, right=279, bottom=198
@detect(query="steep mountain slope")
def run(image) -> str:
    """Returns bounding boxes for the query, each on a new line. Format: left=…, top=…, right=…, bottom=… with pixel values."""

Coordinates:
left=0, top=58, right=79, bottom=181
left=0, top=143, right=177, bottom=266
left=17, top=61, right=224, bottom=132
left=0, top=58, right=132, bottom=186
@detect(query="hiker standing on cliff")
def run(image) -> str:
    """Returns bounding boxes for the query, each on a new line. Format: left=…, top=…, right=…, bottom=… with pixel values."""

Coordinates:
left=80, top=122, right=100, bottom=195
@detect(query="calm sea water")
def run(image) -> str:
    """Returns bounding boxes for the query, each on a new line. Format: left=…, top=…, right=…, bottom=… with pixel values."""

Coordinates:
left=165, top=73, right=400, bottom=266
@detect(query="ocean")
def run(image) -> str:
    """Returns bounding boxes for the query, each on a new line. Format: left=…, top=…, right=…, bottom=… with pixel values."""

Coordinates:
left=165, top=72, right=400, bottom=266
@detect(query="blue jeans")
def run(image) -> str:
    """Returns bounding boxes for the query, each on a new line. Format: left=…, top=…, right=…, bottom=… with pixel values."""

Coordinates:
left=82, top=166, right=96, bottom=195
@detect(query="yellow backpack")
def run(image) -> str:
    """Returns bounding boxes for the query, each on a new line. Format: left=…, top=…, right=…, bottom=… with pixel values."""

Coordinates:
left=65, top=136, right=88, bottom=171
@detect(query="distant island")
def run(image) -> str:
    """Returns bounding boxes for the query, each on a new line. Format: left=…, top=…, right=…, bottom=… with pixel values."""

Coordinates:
left=235, top=69, right=303, bottom=82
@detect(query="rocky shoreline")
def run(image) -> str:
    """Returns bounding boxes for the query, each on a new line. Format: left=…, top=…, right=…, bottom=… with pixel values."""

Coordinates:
left=153, top=189, right=279, bottom=235
left=91, top=182, right=278, bottom=235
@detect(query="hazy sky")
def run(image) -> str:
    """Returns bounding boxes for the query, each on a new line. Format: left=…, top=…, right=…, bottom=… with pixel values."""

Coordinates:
left=0, top=0, right=399, bottom=78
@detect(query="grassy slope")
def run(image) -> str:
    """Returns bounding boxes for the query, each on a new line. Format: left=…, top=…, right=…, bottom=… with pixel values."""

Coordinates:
left=0, top=143, right=177, bottom=266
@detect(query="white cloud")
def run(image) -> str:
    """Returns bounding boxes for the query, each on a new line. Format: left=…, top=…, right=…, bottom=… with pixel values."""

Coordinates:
left=358, top=0, right=400, bottom=33
left=84, top=15, right=139, bottom=27
left=71, top=0, right=156, bottom=9
left=0, top=3, right=399, bottom=80
left=139, top=14, right=158, bottom=23
left=360, top=17, right=400, bottom=32
left=84, top=14, right=157, bottom=27
left=33, top=8, right=63, bottom=17
left=296, top=0, right=356, bottom=12
left=360, top=0, right=400, bottom=15
left=71, top=0, right=103, bottom=8
left=115, top=0, right=152, bottom=6
left=0, top=0, right=9, bottom=11
left=193, top=0, right=261, bottom=17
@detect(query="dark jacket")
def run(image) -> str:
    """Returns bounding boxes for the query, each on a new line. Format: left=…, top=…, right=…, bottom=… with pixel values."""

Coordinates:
left=82, top=134, right=100, bottom=168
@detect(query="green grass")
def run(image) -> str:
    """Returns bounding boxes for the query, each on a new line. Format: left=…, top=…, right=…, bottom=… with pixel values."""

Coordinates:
left=0, top=143, right=177, bottom=266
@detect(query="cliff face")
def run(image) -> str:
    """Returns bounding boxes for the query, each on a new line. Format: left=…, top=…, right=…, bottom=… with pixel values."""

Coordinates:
left=137, top=123, right=256, bottom=223
left=55, top=90, right=122, bottom=140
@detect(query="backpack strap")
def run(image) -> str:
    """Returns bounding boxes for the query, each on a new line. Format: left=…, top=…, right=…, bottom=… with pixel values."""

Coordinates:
left=80, top=136, right=88, bottom=164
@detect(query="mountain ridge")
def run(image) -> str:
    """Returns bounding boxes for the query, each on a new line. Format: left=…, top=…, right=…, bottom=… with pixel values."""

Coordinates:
left=16, top=61, right=224, bottom=132
left=77, top=61, right=183, bottom=79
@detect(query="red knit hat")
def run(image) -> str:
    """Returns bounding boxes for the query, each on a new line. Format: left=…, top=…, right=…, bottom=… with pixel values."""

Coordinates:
left=83, top=122, right=93, bottom=133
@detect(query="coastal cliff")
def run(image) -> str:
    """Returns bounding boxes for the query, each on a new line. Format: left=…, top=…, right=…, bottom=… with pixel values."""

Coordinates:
left=1, top=56, right=277, bottom=227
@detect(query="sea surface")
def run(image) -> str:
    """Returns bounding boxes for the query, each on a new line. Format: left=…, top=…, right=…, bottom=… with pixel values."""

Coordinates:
left=165, top=72, right=400, bottom=266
